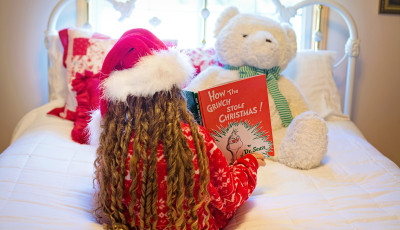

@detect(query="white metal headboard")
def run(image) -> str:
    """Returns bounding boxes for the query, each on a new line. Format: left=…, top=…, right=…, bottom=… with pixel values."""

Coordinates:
left=272, top=0, right=360, bottom=117
left=45, top=0, right=359, bottom=117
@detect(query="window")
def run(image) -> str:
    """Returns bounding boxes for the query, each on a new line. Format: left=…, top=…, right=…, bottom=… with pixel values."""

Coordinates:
left=87, top=0, right=313, bottom=49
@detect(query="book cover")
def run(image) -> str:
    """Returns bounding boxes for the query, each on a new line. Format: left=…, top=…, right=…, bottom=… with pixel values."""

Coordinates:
left=184, top=74, right=274, bottom=164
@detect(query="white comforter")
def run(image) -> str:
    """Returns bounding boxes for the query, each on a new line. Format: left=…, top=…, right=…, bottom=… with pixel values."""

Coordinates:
left=1, top=101, right=399, bottom=229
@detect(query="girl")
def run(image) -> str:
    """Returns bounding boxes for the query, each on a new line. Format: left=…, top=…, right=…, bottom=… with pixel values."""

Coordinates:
left=91, top=28, right=266, bottom=230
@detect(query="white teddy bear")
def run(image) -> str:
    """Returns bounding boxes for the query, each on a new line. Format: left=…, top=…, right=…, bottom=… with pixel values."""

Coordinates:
left=185, top=7, right=328, bottom=169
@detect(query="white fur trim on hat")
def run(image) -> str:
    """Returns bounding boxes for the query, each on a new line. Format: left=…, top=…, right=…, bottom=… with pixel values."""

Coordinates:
left=87, top=109, right=102, bottom=146
left=102, top=49, right=194, bottom=100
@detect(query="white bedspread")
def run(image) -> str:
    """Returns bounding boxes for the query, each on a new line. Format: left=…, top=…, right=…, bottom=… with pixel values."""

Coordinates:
left=1, top=101, right=399, bottom=229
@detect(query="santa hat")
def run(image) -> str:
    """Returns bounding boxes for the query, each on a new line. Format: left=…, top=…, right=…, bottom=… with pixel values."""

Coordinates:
left=88, top=28, right=194, bottom=145
left=99, top=28, right=194, bottom=117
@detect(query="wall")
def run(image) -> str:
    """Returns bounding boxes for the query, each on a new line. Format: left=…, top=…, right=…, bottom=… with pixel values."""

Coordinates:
left=0, top=0, right=76, bottom=154
left=327, top=0, right=400, bottom=166
left=0, top=0, right=55, bottom=153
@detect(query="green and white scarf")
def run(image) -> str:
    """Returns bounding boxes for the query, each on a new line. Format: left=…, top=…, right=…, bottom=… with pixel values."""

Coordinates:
left=225, top=65, right=293, bottom=127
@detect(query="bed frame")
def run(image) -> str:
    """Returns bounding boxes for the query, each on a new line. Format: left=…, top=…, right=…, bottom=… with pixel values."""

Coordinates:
left=45, top=0, right=360, bottom=117
left=6, top=2, right=400, bottom=229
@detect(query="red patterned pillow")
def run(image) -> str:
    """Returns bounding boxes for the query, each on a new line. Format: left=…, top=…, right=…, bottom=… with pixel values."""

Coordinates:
left=47, top=28, right=116, bottom=144
left=48, top=28, right=116, bottom=121
left=181, top=47, right=222, bottom=77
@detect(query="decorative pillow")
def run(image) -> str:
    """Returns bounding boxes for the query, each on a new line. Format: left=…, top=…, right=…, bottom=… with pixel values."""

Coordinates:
left=71, top=71, right=100, bottom=144
left=282, top=50, right=347, bottom=121
left=48, top=28, right=116, bottom=121
left=47, top=28, right=116, bottom=144
left=181, top=47, right=222, bottom=79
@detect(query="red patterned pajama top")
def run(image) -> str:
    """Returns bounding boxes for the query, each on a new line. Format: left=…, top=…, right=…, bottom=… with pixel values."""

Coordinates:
left=122, top=123, right=259, bottom=229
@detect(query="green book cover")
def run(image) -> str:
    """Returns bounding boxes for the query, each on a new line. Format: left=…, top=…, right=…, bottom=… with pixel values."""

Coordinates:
left=182, top=90, right=203, bottom=126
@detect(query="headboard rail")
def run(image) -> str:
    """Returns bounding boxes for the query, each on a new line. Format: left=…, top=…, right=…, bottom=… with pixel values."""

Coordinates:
left=272, top=0, right=359, bottom=117
left=45, top=0, right=73, bottom=49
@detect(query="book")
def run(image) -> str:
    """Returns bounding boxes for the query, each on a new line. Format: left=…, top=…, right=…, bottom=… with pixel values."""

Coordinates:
left=183, top=74, right=274, bottom=164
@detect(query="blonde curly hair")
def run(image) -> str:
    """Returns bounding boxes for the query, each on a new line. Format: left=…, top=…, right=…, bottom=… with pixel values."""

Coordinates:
left=94, top=86, right=210, bottom=229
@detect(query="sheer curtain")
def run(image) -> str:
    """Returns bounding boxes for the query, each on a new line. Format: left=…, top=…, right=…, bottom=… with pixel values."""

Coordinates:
left=87, top=0, right=311, bottom=49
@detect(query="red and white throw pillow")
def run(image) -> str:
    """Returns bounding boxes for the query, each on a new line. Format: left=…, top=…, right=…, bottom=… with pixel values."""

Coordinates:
left=61, top=28, right=115, bottom=120
left=48, top=28, right=116, bottom=143
left=181, top=47, right=222, bottom=78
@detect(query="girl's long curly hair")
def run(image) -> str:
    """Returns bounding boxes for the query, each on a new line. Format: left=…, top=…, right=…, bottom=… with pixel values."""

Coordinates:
left=93, top=86, right=210, bottom=230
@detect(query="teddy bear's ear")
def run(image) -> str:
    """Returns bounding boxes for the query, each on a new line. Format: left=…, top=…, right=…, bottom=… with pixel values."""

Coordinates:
left=214, top=7, right=239, bottom=37
left=282, top=23, right=297, bottom=60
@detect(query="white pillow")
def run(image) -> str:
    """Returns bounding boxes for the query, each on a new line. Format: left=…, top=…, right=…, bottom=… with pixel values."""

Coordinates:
left=282, top=50, right=348, bottom=121
left=47, top=35, right=68, bottom=102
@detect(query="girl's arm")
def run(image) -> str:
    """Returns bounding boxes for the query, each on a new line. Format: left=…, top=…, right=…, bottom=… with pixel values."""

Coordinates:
left=200, top=127, right=261, bottom=228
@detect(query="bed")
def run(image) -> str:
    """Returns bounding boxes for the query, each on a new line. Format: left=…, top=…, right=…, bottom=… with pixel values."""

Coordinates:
left=1, top=0, right=399, bottom=229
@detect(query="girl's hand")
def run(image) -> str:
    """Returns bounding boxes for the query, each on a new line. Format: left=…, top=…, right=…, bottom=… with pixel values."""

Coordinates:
left=251, top=153, right=266, bottom=168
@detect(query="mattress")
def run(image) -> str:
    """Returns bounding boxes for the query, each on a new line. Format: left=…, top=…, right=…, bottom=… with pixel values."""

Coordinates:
left=1, top=101, right=399, bottom=229
left=0, top=101, right=101, bottom=229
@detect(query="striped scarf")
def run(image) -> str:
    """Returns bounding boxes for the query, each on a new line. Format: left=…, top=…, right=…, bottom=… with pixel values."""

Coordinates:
left=225, top=65, right=293, bottom=127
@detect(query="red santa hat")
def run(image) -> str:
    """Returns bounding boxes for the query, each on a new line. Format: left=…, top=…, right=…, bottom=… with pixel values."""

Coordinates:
left=99, top=28, right=194, bottom=117
left=88, top=28, right=194, bottom=145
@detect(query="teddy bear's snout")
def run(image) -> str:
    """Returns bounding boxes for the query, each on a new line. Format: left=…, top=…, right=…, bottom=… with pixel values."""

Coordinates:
left=240, top=31, right=280, bottom=69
